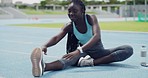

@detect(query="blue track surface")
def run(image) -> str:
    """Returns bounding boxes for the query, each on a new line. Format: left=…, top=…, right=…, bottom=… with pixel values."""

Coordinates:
left=0, top=19, right=148, bottom=78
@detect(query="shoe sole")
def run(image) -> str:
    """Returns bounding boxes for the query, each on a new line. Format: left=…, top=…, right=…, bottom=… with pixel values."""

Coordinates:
left=78, top=57, right=84, bottom=66
left=30, top=48, right=43, bottom=77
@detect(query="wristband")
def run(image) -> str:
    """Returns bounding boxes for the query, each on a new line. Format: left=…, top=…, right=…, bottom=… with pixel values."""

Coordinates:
left=77, top=47, right=83, bottom=53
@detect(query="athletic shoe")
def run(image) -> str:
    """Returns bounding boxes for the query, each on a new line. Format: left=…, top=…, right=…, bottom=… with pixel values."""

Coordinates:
left=78, top=55, right=94, bottom=67
left=30, top=47, right=44, bottom=77
left=141, top=62, right=148, bottom=67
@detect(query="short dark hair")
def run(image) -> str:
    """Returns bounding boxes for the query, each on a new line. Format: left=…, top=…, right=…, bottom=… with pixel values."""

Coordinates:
left=70, top=0, right=86, bottom=13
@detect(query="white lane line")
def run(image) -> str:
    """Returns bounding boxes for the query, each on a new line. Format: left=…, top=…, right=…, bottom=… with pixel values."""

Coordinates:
left=0, top=49, right=60, bottom=58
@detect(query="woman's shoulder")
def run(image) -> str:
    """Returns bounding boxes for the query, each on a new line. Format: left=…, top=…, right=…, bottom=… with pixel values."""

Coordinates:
left=86, top=14, right=97, bottom=20
left=86, top=14, right=98, bottom=25
left=65, top=22, right=72, bottom=26
left=86, top=14, right=97, bottom=17
left=63, top=22, right=73, bottom=33
left=86, top=14, right=96, bottom=26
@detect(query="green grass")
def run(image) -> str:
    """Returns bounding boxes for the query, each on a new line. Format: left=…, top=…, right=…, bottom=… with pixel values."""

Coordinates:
left=11, top=21, right=148, bottom=32
left=21, top=9, right=97, bottom=15
left=22, top=10, right=67, bottom=15
left=99, top=21, right=148, bottom=32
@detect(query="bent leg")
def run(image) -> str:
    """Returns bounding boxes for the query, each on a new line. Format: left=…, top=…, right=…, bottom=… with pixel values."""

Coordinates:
left=110, top=45, right=133, bottom=62
left=93, top=45, right=133, bottom=66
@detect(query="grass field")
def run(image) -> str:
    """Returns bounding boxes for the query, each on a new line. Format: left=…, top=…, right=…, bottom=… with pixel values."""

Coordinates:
left=11, top=21, right=148, bottom=32
left=22, top=10, right=66, bottom=15
left=21, top=9, right=97, bottom=15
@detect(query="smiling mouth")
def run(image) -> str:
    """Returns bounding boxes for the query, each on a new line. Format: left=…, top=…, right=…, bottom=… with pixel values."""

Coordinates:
left=70, top=17, right=76, bottom=20
left=69, top=16, right=77, bottom=20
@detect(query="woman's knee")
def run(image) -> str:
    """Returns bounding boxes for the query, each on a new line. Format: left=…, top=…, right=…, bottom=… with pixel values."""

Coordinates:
left=58, top=58, right=76, bottom=69
left=123, top=45, right=133, bottom=57
left=112, top=45, right=133, bottom=62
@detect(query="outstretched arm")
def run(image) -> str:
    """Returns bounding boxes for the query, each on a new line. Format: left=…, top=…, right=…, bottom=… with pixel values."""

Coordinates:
left=42, top=23, right=71, bottom=55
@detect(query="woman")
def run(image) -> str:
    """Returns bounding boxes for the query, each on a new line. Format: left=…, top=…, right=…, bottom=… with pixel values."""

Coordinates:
left=30, top=0, right=133, bottom=77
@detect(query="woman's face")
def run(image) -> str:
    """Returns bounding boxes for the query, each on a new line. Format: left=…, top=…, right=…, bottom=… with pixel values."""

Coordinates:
left=68, top=3, right=83, bottom=22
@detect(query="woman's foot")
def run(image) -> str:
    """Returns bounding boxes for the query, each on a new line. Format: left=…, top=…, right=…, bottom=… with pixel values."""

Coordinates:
left=30, top=48, right=44, bottom=77
left=78, top=55, right=94, bottom=67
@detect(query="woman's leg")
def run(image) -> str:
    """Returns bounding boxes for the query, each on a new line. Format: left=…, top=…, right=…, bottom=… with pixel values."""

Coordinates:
left=44, top=60, right=64, bottom=71
left=44, top=53, right=87, bottom=71
left=93, top=45, right=133, bottom=66
left=93, top=54, right=114, bottom=65
left=31, top=47, right=87, bottom=77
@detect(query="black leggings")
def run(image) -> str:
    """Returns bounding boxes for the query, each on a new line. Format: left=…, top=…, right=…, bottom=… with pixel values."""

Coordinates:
left=59, top=45, right=133, bottom=69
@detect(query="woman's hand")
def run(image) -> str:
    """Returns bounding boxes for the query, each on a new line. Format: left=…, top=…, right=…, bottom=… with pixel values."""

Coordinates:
left=62, top=50, right=80, bottom=60
left=41, top=46, right=48, bottom=55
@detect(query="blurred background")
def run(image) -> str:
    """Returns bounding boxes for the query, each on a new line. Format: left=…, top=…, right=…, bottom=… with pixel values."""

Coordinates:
left=0, top=0, right=147, bottom=22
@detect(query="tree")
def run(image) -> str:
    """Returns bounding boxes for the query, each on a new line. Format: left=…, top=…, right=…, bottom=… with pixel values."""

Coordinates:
left=58, top=1, right=70, bottom=6
left=40, top=0, right=47, bottom=7
left=136, top=0, right=147, bottom=4
left=41, top=0, right=147, bottom=5
left=109, top=0, right=118, bottom=4
left=45, top=0, right=55, bottom=4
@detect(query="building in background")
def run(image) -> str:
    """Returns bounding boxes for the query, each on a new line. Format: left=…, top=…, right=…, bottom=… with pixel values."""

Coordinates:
left=0, top=0, right=13, bottom=7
